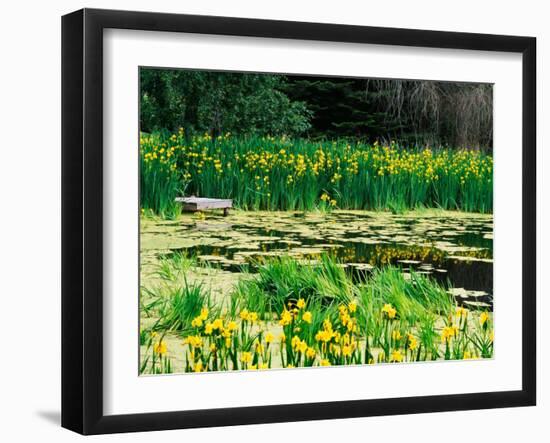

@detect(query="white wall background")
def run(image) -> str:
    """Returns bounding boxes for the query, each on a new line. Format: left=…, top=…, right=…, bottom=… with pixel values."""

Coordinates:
left=0, top=0, right=546, bottom=441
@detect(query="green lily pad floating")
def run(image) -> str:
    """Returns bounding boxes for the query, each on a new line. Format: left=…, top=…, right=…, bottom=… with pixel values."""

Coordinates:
left=141, top=210, right=493, bottom=302
left=447, top=288, right=489, bottom=299
left=226, top=243, right=261, bottom=250
left=447, top=255, right=493, bottom=263
left=279, top=240, right=302, bottom=246
left=463, top=300, right=491, bottom=308
left=345, top=263, right=375, bottom=271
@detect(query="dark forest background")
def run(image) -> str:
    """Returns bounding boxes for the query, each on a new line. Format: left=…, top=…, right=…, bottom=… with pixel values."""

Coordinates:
left=140, top=68, right=493, bottom=151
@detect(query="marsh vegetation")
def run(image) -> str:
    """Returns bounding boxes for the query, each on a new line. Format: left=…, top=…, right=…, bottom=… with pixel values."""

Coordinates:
left=140, top=210, right=493, bottom=374
left=139, top=68, right=493, bottom=375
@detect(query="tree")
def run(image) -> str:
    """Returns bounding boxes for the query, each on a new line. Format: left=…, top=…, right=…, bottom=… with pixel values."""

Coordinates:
left=140, top=69, right=311, bottom=136
left=140, top=68, right=493, bottom=151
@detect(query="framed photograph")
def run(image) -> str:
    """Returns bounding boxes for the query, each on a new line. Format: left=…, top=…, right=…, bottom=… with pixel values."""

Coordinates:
left=61, top=8, right=536, bottom=435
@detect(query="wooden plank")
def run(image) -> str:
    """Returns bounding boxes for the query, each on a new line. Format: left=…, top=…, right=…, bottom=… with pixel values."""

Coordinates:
left=175, top=196, right=232, bottom=211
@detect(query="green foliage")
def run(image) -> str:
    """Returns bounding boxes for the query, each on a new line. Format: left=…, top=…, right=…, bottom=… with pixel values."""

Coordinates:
left=139, top=132, right=184, bottom=218
left=141, top=68, right=493, bottom=150
left=156, top=279, right=210, bottom=332
left=231, top=255, right=453, bottom=322
left=284, top=77, right=397, bottom=140
left=356, top=267, right=453, bottom=328
left=140, top=69, right=312, bottom=136
left=233, top=255, right=353, bottom=317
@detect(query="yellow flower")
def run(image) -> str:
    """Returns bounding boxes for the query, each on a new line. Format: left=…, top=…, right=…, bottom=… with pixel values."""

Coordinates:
left=209, top=343, right=217, bottom=352
left=227, top=321, right=238, bottom=332
left=320, top=359, right=330, bottom=366
left=315, top=329, right=331, bottom=343
left=259, top=362, right=269, bottom=369
left=239, top=309, right=250, bottom=321
left=441, top=325, right=459, bottom=343
left=204, top=323, right=213, bottom=335
left=306, top=347, right=316, bottom=359
left=194, top=361, right=203, bottom=372
left=302, top=311, right=312, bottom=324
left=191, top=316, right=203, bottom=328
left=392, top=330, right=402, bottom=341
left=248, top=364, right=257, bottom=370
left=199, top=307, right=209, bottom=320
left=265, top=332, right=274, bottom=344
left=279, top=309, right=292, bottom=326
left=212, top=318, right=224, bottom=330
left=407, top=334, right=418, bottom=351
left=348, top=301, right=357, bottom=313
left=463, top=351, right=472, bottom=359
left=342, top=345, right=352, bottom=357
left=240, top=352, right=252, bottom=364
left=279, top=333, right=286, bottom=343
left=456, top=306, right=468, bottom=318
left=153, top=341, right=167, bottom=355
left=381, top=303, right=397, bottom=319
left=296, top=298, right=306, bottom=309
left=390, top=350, right=403, bottom=363
left=480, top=312, right=490, bottom=326
left=185, top=335, right=203, bottom=348
left=247, top=311, right=258, bottom=323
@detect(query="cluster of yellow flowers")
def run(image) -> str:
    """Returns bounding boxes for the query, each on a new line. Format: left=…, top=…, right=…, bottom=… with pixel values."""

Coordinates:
left=441, top=324, right=459, bottom=343
left=140, top=131, right=492, bottom=200
left=320, top=193, right=337, bottom=207
left=141, top=298, right=494, bottom=374
left=279, top=299, right=363, bottom=366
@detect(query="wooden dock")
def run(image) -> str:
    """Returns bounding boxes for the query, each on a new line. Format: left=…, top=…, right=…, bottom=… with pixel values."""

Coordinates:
left=175, top=196, right=233, bottom=216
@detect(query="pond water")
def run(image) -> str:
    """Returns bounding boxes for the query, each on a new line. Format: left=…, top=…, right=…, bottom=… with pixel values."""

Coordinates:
left=141, top=210, right=493, bottom=308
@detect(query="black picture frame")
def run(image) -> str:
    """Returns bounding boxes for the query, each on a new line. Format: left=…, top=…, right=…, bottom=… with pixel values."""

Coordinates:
left=61, top=8, right=536, bottom=435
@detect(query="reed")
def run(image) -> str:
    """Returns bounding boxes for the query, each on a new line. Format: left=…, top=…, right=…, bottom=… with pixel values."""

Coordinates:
left=140, top=130, right=493, bottom=215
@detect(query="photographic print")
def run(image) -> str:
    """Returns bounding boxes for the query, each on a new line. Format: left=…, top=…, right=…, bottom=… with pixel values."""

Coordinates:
left=139, top=68, right=494, bottom=375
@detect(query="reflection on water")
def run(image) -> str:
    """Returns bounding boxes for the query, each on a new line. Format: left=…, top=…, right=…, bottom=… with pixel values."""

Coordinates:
left=145, top=211, right=493, bottom=307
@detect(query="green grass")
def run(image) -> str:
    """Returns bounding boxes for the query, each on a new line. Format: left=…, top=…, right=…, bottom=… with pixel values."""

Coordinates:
left=231, top=255, right=353, bottom=318
left=155, top=251, right=197, bottom=281
left=140, top=131, right=493, bottom=216
left=156, top=279, right=210, bottom=332
left=354, top=267, right=454, bottom=339
left=231, top=255, right=453, bottom=323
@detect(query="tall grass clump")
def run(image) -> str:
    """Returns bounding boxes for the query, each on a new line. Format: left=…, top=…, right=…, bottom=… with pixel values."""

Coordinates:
left=231, top=255, right=453, bottom=324
left=140, top=130, right=493, bottom=216
left=232, top=255, right=353, bottom=317
left=156, top=279, right=210, bottom=332
left=356, top=267, right=454, bottom=328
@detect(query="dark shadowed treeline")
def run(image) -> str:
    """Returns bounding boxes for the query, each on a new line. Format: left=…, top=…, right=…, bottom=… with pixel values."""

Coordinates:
left=140, top=68, right=492, bottom=151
